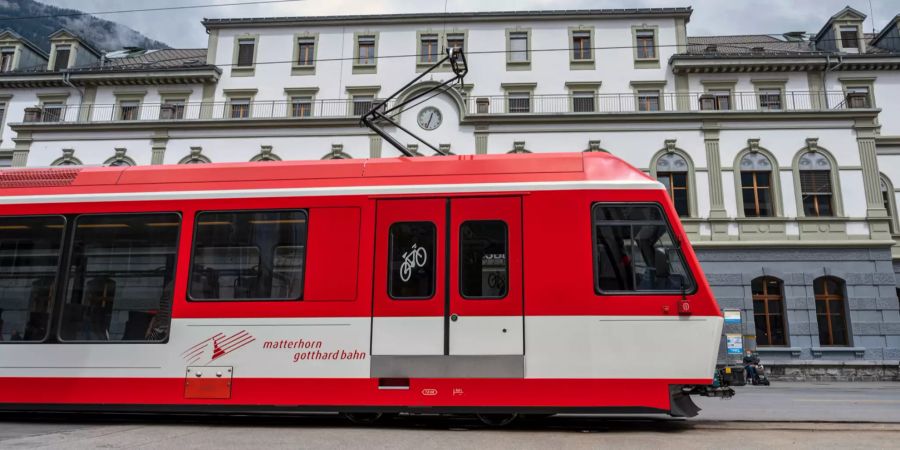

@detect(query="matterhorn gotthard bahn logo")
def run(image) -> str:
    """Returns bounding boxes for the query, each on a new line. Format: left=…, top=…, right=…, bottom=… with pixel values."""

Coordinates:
left=182, top=330, right=256, bottom=365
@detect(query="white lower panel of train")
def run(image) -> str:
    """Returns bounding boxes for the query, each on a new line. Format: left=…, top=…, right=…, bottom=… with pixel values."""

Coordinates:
left=0, top=316, right=722, bottom=380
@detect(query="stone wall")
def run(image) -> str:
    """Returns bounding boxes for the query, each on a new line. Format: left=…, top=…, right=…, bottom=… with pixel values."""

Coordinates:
left=766, top=363, right=900, bottom=382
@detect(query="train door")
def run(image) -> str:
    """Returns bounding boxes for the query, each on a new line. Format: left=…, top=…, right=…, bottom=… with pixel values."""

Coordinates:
left=371, top=197, right=523, bottom=358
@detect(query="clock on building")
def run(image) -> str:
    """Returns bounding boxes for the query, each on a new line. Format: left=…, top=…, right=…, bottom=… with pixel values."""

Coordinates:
left=417, top=106, right=442, bottom=130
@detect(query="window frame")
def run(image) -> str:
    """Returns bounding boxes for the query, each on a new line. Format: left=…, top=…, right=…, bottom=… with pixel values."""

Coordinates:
left=387, top=221, right=437, bottom=301
left=814, top=276, right=851, bottom=347
left=458, top=220, right=510, bottom=300
left=568, top=26, right=595, bottom=70
left=632, top=26, right=660, bottom=69
left=506, top=29, right=531, bottom=69
left=291, top=33, right=318, bottom=76
left=417, top=32, right=440, bottom=65
left=751, top=276, right=789, bottom=347
left=52, top=44, right=71, bottom=71
left=353, top=33, right=378, bottom=74
left=55, top=211, right=182, bottom=344
left=187, top=208, right=309, bottom=302
left=0, top=214, right=68, bottom=344
left=231, top=34, right=258, bottom=76
left=590, top=202, right=697, bottom=296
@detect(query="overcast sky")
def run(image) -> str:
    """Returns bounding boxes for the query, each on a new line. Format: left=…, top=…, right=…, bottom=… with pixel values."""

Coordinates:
left=39, top=0, right=900, bottom=49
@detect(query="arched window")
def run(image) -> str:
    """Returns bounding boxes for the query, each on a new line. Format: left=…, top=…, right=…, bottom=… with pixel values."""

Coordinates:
left=104, top=148, right=136, bottom=167
left=51, top=148, right=82, bottom=166
left=798, top=152, right=834, bottom=217
left=814, top=276, right=849, bottom=346
left=178, top=146, right=211, bottom=164
left=322, top=144, right=352, bottom=160
left=739, top=152, right=774, bottom=217
left=751, top=277, right=787, bottom=346
left=881, top=174, right=898, bottom=234
left=508, top=141, right=531, bottom=154
left=656, top=153, right=690, bottom=217
left=251, top=145, right=281, bottom=162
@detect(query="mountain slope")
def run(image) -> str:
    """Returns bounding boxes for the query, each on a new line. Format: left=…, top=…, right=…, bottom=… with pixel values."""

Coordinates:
left=0, top=0, right=169, bottom=54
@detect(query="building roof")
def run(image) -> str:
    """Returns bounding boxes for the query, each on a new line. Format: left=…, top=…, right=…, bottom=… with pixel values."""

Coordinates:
left=814, top=5, right=867, bottom=43
left=202, top=8, right=693, bottom=28
left=48, top=28, right=103, bottom=58
left=75, top=48, right=208, bottom=72
left=685, top=35, right=821, bottom=56
left=0, top=29, right=49, bottom=60
left=871, top=14, right=900, bottom=48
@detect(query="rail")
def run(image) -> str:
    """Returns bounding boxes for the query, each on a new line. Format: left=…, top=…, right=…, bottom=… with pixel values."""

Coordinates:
left=19, top=91, right=865, bottom=124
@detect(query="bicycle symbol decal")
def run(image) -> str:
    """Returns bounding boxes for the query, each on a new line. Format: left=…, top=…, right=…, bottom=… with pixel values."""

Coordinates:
left=400, top=243, right=428, bottom=282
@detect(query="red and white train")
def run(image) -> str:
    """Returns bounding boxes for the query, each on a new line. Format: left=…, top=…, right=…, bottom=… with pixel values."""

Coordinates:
left=0, top=152, right=723, bottom=421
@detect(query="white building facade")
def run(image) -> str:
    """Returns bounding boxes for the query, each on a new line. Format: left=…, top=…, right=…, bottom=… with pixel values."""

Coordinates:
left=1, top=7, right=899, bottom=379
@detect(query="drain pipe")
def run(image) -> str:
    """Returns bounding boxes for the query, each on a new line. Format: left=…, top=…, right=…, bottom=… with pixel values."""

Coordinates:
left=62, top=71, right=85, bottom=121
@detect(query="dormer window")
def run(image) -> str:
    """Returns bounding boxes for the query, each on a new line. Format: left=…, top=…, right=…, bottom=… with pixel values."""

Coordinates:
left=839, top=26, right=859, bottom=51
left=0, top=48, right=14, bottom=72
left=53, top=44, right=71, bottom=71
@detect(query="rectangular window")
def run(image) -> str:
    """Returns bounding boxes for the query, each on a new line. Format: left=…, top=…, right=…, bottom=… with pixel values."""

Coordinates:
left=572, top=91, right=595, bottom=113
left=710, top=90, right=731, bottom=110
left=236, top=39, right=255, bottom=67
left=572, top=31, right=592, bottom=60
left=160, top=99, right=185, bottom=120
left=846, top=86, right=871, bottom=108
left=636, top=30, right=657, bottom=59
left=637, top=90, right=661, bottom=111
left=0, top=216, right=65, bottom=342
left=753, top=277, right=787, bottom=346
left=419, top=34, right=439, bottom=63
left=41, top=102, right=63, bottom=122
left=190, top=210, right=308, bottom=301
left=800, top=170, right=834, bottom=217
left=352, top=95, right=374, bottom=116
left=592, top=204, right=694, bottom=293
left=119, top=100, right=140, bottom=121
left=389, top=222, right=436, bottom=299
left=446, top=33, right=465, bottom=53
left=741, top=171, right=773, bottom=217
left=357, top=36, right=376, bottom=65
left=840, top=27, right=859, bottom=50
left=758, top=88, right=782, bottom=110
left=507, top=92, right=530, bottom=113
left=58, top=213, right=179, bottom=342
left=230, top=98, right=250, bottom=118
left=658, top=172, right=689, bottom=217
left=0, top=48, right=14, bottom=72
left=460, top=221, right=508, bottom=299
left=509, top=31, right=529, bottom=62
left=297, top=37, right=315, bottom=66
left=53, top=45, right=70, bottom=71
left=290, top=96, right=313, bottom=117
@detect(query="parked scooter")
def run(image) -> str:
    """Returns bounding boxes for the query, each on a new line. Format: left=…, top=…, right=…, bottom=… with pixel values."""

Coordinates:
left=743, top=351, right=771, bottom=386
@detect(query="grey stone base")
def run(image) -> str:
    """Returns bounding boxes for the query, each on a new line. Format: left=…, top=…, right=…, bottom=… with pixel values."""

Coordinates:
left=765, top=363, right=900, bottom=381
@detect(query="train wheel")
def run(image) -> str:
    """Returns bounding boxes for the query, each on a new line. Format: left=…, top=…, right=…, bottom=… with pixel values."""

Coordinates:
left=476, top=413, right=518, bottom=427
left=343, top=412, right=384, bottom=425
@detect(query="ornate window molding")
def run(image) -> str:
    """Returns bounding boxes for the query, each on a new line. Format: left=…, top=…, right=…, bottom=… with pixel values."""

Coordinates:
left=792, top=138, right=844, bottom=218
left=881, top=173, right=899, bottom=234
left=649, top=139, right=697, bottom=218
left=508, top=141, right=531, bottom=154
left=584, top=139, right=608, bottom=153
left=231, top=33, right=259, bottom=77
left=179, top=146, right=211, bottom=164
left=51, top=148, right=82, bottom=166
left=104, top=147, right=135, bottom=166
left=251, top=145, right=281, bottom=162
left=322, top=143, right=352, bottom=160
left=733, top=138, right=783, bottom=218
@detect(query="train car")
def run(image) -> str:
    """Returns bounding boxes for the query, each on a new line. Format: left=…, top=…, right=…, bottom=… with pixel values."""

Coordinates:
left=0, top=152, right=724, bottom=422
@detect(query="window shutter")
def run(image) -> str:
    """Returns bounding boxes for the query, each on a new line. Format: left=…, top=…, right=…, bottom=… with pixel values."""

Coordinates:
left=237, top=41, right=254, bottom=66
left=800, top=170, right=832, bottom=194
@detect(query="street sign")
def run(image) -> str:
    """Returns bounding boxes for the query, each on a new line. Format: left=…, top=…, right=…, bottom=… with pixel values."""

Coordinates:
left=724, top=310, right=741, bottom=324
left=726, top=333, right=743, bottom=354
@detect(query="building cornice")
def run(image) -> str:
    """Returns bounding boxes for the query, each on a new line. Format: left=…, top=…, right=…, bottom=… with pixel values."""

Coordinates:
left=202, top=8, right=693, bottom=29
left=0, top=67, right=221, bottom=88
left=670, top=54, right=900, bottom=73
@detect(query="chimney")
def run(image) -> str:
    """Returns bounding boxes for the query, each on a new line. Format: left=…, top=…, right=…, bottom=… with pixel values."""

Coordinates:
left=751, top=46, right=765, bottom=54
left=704, top=44, right=718, bottom=53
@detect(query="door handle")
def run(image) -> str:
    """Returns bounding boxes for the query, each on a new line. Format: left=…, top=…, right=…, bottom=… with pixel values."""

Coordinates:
left=450, top=314, right=459, bottom=322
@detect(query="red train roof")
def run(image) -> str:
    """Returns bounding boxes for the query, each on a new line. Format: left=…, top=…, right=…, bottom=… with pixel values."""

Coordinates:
left=0, top=152, right=659, bottom=202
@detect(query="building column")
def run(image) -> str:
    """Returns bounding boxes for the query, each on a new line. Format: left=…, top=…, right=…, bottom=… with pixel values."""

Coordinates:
left=856, top=122, right=886, bottom=218
left=369, top=134, right=382, bottom=158
left=704, top=127, right=727, bottom=219
left=150, top=130, right=168, bottom=165
left=200, top=82, right=216, bottom=119
left=475, top=125, right=489, bottom=155
left=674, top=73, right=690, bottom=112
left=11, top=131, right=32, bottom=167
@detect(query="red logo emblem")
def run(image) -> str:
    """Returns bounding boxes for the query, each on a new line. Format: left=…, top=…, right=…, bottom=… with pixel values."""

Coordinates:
left=421, top=388, right=438, bottom=396
left=182, top=330, right=255, bottom=365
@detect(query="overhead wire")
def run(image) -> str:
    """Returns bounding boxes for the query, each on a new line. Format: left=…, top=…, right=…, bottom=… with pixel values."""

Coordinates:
left=0, top=0, right=308, bottom=21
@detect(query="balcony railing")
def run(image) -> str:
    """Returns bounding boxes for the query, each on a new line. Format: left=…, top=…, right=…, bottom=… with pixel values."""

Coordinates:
left=19, top=91, right=867, bottom=125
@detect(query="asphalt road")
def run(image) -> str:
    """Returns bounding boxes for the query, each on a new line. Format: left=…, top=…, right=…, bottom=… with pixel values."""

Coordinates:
left=1, top=382, right=898, bottom=449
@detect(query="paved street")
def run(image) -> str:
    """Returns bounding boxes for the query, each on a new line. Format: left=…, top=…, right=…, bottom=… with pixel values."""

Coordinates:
left=1, top=383, right=899, bottom=449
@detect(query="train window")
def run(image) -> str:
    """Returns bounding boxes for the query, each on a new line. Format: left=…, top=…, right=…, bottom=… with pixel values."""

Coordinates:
left=0, top=216, right=66, bottom=342
left=592, top=204, right=695, bottom=294
left=388, top=222, right=436, bottom=299
left=58, top=214, right=180, bottom=342
left=459, top=220, right=508, bottom=299
left=189, top=210, right=308, bottom=301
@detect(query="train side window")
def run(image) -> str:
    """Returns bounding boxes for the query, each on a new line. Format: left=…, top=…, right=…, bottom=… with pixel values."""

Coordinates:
left=189, top=210, right=308, bottom=301
left=388, top=222, right=436, bottom=299
left=459, top=220, right=508, bottom=299
left=0, top=216, right=66, bottom=342
left=58, top=213, right=180, bottom=342
left=592, top=204, right=695, bottom=294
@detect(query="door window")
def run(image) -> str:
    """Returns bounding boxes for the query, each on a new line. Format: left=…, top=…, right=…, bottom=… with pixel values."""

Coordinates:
left=388, top=222, right=436, bottom=299
left=459, top=220, right=508, bottom=299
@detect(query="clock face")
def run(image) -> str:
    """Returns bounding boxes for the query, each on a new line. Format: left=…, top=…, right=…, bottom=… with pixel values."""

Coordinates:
left=417, top=106, right=442, bottom=130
